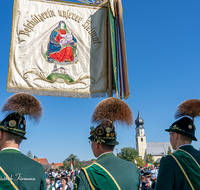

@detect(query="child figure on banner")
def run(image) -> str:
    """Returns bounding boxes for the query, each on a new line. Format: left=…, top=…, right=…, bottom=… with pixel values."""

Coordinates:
left=60, top=29, right=77, bottom=48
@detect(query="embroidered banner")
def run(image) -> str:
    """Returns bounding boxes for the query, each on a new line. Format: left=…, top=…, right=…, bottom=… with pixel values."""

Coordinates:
left=7, top=0, right=107, bottom=98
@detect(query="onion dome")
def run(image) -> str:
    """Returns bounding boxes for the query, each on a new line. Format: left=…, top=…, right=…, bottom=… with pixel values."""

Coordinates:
left=135, top=110, right=144, bottom=127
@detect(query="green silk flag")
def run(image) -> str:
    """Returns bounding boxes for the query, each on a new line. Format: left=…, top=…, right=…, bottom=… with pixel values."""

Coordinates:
left=171, top=149, right=200, bottom=190
left=109, top=4, right=118, bottom=97
left=0, top=167, right=19, bottom=190
left=82, top=162, right=121, bottom=190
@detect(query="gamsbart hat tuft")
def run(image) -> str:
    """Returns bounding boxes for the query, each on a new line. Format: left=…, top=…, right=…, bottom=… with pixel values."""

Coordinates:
left=89, top=97, right=133, bottom=145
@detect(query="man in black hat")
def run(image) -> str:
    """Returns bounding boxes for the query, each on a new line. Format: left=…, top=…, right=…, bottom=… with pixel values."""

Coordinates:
left=155, top=117, right=200, bottom=190
left=76, top=98, right=140, bottom=190
left=56, top=175, right=71, bottom=190
left=0, top=93, right=46, bottom=190
left=50, top=176, right=57, bottom=189
left=141, top=172, right=152, bottom=190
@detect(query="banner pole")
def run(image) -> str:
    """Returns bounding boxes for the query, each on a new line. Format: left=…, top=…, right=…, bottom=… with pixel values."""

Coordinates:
left=115, top=0, right=123, bottom=99
left=117, top=0, right=130, bottom=99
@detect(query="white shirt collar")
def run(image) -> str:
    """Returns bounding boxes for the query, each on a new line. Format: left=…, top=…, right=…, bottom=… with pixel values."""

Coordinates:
left=60, top=185, right=68, bottom=190
left=97, top=152, right=113, bottom=160
left=1, top=147, right=20, bottom=152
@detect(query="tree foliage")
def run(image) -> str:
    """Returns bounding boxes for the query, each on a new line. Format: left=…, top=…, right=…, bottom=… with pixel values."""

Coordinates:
left=145, top=154, right=154, bottom=164
left=64, top=154, right=79, bottom=162
left=134, top=156, right=145, bottom=167
left=26, top=150, right=33, bottom=158
left=119, top=147, right=138, bottom=161
left=62, top=154, right=84, bottom=170
left=153, top=161, right=159, bottom=167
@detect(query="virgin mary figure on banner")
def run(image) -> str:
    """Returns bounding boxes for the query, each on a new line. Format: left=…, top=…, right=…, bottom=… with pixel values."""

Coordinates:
left=47, top=21, right=77, bottom=63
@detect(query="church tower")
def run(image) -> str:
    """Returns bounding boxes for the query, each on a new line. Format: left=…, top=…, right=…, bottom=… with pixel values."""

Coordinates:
left=135, top=110, right=146, bottom=159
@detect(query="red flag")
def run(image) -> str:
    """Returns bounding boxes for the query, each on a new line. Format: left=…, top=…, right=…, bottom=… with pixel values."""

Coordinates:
left=71, top=159, right=73, bottom=171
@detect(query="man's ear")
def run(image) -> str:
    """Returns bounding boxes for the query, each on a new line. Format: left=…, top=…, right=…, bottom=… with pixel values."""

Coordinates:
left=174, top=132, right=179, bottom=140
left=96, top=142, right=100, bottom=149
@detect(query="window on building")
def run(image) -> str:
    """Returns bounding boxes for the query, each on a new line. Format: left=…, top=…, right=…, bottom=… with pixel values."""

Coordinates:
left=141, top=138, right=143, bottom=142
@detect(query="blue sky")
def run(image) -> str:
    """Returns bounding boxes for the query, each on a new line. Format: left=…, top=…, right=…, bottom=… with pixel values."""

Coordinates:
left=1, top=0, right=200, bottom=163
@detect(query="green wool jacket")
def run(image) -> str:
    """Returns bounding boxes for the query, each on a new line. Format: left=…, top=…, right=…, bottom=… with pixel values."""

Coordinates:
left=76, top=153, right=140, bottom=190
left=0, top=149, right=47, bottom=190
left=155, top=145, right=200, bottom=190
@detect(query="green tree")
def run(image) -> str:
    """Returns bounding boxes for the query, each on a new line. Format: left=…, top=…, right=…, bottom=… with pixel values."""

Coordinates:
left=64, top=154, right=78, bottom=166
left=153, top=161, right=159, bottom=167
left=134, top=156, right=145, bottom=167
left=63, top=154, right=84, bottom=170
left=145, top=154, right=154, bottom=164
left=59, top=161, right=70, bottom=170
left=33, top=155, right=38, bottom=158
left=26, top=150, right=33, bottom=158
left=91, top=159, right=96, bottom=161
left=74, top=161, right=84, bottom=170
left=119, top=147, right=138, bottom=161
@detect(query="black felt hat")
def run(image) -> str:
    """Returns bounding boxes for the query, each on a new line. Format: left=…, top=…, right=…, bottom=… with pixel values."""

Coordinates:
left=165, top=117, right=197, bottom=141
left=61, top=175, right=68, bottom=182
left=143, top=171, right=151, bottom=177
left=89, top=120, right=119, bottom=145
left=0, top=113, right=27, bottom=139
left=50, top=176, right=55, bottom=180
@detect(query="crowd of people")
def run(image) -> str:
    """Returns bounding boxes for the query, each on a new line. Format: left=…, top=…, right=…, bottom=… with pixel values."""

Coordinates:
left=44, top=162, right=160, bottom=190
left=139, top=165, right=158, bottom=190
left=45, top=162, right=160, bottom=190
left=45, top=168, right=79, bottom=190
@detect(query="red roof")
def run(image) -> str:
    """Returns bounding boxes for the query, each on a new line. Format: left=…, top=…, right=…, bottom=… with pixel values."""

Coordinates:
left=33, top=158, right=49, bottom=165
left=51, top=163, right=64, bottom=166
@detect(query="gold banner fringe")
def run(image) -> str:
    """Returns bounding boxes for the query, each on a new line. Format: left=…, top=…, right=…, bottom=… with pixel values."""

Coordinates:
left=7, top=87, right=109, bottom=98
